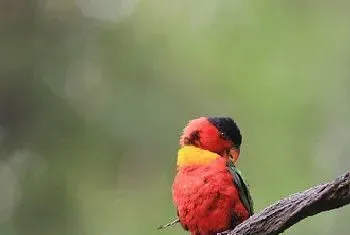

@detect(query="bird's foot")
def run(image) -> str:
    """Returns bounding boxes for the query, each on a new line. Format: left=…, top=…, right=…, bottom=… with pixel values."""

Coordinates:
left=216, top=230, right=231, bottom=235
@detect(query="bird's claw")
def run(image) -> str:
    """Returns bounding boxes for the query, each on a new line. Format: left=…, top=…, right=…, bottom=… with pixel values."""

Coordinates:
left=216, top=230, right=231, bottom=235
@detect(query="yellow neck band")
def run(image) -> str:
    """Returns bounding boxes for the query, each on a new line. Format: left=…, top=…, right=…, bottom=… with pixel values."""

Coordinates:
left=177, top=146, right=220, bottom=167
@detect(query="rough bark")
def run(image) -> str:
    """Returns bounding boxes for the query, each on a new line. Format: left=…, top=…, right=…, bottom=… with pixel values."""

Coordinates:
left=225, top=171, right=350, bottom=235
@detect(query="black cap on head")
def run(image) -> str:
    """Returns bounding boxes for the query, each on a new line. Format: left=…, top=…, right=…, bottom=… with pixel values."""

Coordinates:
left=207, top=117, right=242, bottom=149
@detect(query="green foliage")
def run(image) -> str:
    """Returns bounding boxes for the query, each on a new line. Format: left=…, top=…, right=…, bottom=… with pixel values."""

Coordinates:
left=0, top=1, right=349, bottom=235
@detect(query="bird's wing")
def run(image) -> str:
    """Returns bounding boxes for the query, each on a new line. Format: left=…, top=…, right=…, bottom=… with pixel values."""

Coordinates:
left=227, top=161, right=254, bottom=215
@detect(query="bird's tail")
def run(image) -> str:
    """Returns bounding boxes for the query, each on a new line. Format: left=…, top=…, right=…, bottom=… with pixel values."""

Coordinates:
left=157, top=218, right=180, bottom=230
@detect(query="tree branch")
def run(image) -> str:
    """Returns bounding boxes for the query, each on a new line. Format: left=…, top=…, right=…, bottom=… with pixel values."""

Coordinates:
left=226, top=171, right=350, bottom=235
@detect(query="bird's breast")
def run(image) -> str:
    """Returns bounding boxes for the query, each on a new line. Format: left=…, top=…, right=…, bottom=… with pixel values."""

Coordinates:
left=172, top=158, right=249, bottom=235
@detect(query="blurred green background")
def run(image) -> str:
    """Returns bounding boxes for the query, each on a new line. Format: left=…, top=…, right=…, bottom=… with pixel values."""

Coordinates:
left=1, top=1, right=350, bottom=235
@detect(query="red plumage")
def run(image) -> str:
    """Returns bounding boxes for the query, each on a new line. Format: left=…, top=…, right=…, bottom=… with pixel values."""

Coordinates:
left=172, top=157, right=249, bottom=235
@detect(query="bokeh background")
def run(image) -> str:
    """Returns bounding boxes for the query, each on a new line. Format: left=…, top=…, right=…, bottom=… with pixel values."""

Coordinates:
left=1, top=1, right=350, bottom=235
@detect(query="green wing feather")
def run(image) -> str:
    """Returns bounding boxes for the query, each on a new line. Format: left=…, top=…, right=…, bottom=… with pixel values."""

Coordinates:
left=227, top=161, right=254, bottom=215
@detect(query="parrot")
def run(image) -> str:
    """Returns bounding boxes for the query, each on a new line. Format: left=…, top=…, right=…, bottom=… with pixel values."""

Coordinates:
left=159, top=117, right=253, bottom=235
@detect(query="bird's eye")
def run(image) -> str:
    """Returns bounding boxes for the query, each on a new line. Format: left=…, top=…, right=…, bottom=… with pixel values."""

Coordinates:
left=220, top=132, right=227, bottom=139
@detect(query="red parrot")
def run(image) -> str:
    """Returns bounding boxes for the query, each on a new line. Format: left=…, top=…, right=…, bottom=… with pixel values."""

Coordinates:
left=171, top=117, right=254, bottom=235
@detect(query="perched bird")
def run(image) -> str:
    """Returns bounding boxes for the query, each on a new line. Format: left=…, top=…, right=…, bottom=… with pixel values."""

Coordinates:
left=171, top=117, right=253, bottom=235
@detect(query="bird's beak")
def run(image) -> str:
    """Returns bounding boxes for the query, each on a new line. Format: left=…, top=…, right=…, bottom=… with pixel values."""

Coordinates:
left=229, top=148, right=240, bottom=164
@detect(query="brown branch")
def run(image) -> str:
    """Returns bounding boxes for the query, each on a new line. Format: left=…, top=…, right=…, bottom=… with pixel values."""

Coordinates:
left=226, top=171, right=350, bottom=235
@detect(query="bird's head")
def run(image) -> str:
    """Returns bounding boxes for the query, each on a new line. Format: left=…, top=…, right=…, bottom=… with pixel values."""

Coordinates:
left=179, top=116, right=242, bottom=164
